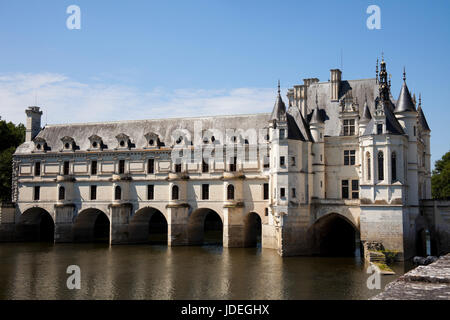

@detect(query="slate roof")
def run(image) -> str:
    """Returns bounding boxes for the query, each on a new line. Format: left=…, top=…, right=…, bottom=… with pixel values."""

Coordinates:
left=395, top=80, right=416, bottom=113
left=418, top=106, right=431, bottom=131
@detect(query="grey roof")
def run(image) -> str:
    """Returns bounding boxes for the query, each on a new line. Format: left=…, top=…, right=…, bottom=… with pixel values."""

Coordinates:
left=395, top=81, right=416, bottom=113
left=418, top=106, right=431, bottom=131
left=287, top=105, right=313, bottom=141
left=302, top=78, right=378, bottom=136
left=15, top=113, right=272, bottom=154
left=360, top=102, right=372, bottom=122
left=363, top=98, right=405, bottom=136
left=309, top=106, right=325, bottom=124
left=270, top=93, right=286, bottom=121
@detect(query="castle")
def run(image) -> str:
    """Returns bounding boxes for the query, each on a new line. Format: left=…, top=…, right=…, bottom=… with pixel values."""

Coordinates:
left=2, top=58, right=448, bottom=260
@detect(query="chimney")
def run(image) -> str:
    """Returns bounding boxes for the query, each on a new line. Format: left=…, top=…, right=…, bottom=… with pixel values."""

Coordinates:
left=25, top=106, right=43, bottom=142
left=330, top=69, right=342, bottom=101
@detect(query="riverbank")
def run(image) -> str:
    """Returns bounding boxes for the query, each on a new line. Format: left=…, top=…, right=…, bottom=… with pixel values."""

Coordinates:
left=372, top=253, right=450, bottom=300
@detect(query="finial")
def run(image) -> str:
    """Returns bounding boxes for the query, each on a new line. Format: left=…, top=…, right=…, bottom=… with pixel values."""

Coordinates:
left=381, top=51, right=384, bottom=61
left=277, top=80, right=281, bottom=95
left=389, top=74, right=392, bottom=87
left=403, top=67, right=406, bottom=81
left=315, top=91, right=318, bottom=107
left=376, top=58, right=379, bottom=83
left=419, top=93, right=422, bottom=106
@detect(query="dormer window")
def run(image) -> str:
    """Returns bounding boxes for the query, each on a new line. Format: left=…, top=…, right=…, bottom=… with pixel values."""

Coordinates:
left=144, top=132, right=160, bottom=148
left=88, top=135, right=103, bottom=151
left=116, top=133, right=130, bottom=150
left=377, top=123, right=383, bottom=135
left=33, top=137, right=47, bottom=152
left=343, top=119, right=355, bottom=136
left=61, top=136, right=76, bottom=151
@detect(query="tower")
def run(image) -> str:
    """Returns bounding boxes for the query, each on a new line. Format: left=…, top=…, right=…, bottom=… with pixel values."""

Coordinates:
left=25, top=106, right=43, bottom=142
left=309, top=94, right=325, bottom=199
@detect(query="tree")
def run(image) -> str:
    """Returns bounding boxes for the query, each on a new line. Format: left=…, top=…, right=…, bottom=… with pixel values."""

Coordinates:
left=0, top=119, right=25, bottom=201
left=431, top=151, right=450, bottom=199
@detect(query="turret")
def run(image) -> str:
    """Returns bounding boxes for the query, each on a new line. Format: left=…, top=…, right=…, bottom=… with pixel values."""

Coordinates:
left=359, top=100, right=372, bottom=135
left=394, top=68, right=417, bottom=139
left=25, top=106, right=43, bottom=142
left=309, top=94, right=325, bottom=142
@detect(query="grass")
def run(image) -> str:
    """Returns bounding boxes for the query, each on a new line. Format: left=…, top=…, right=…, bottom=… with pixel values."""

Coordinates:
left=374, top=262, right=395, bottom=273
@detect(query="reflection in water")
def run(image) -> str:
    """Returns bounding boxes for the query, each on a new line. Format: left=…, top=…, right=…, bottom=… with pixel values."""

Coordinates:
left=0, top=243, right=409, bottom=300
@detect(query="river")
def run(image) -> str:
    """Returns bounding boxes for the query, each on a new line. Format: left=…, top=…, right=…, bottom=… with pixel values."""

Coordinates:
left=0, top=243, right=411, bottom=300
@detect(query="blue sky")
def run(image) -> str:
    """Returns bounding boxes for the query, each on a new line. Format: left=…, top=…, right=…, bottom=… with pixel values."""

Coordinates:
left=0, top=0, right=449, bottom=165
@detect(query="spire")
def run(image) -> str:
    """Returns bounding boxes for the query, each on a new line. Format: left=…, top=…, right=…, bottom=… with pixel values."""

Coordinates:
left=376, top=58, right=379, bottom=84
left=270, top=80, right=286, bottom=121
left=378, top=55, right=390, bottom=101
left=310, top=92, right=324, bottom=124
left=360, top=100, right=372, bottom=122
left=417, top=94, right=430, bottom=131
left=395, top=68, right=416, bottom=113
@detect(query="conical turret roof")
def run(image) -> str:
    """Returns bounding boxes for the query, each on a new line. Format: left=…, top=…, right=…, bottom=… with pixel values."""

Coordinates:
left=417, top=95, right=430, bottom=131
left=270, top=81, right=286, bottom=121
left=360, top=101, right=372, bottom=122
left=395, top=70, right=416, bottom=113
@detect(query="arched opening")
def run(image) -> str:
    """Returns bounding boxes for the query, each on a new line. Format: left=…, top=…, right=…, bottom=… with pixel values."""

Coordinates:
left=227, top=184, right=235, bottom=200
left=115, top=186, right=122, bottom=200
left=244, top=212, right=262, bottom=248
left=188, top=208, right=223, bottom=246
left=18, top=207, right=55, bottom=242
left=416, top=228, right=431, bottom=257
left=309, top=213, right=359, bottom=257
left=73, top=209, right=110, bottom=243
left=172, top=185, right=179, bottom=200
left=129, top=207, right=168, bottom=244
left=378, top=151, right=384, bottom=181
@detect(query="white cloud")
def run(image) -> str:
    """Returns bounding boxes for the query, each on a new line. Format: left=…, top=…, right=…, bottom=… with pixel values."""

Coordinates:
left=0, top=73, right=277, bottom=126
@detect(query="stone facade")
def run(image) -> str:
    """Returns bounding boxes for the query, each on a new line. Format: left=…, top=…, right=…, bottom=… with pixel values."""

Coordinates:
left=1, top=58, right=446, bottom=260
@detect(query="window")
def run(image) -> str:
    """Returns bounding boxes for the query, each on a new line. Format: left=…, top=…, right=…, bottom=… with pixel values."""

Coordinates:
left=202, top=160, right=209, bottom=173
left=413, top=126, right=416, bottom=136
left=344, top=150, right=356, bottom=166
left=279, top=129, right=285, bottom=139
left=58, top=186, right=65, bottom=201
left=377, top=123, right=383, bottom=135
left=202, top=184, right=209, bottom=200
left=378, top=151, right=384, bottom=181
left=265, top=208, right=269, bottom=216
left=263, top=183, right=269, bottom=200
left=35, top=162, right=41, bottom=176
left=280, top=156, right=285, bottom=167
left=172, top=185, right=179, bottom=200
left=63, top=161, right=70, bottom=175
left=227, top=184, right=235, bottom=200
left=291, top=188, right=296, bottom=198
left=119, top=160, right=125, bottom=174
left=229, top=157, right=237, bottom=172
left=91, top=161, right=97, bottom=175
left=280, top=188, right=286, bottom=198
left=147, top=185, right=154, bottom=200
left=342, top=180, right=349, bottom=199
left=90, top=185, right=97, bottom=200
left=148, top=159, right=154, bottom=174
left=175, top=163, right=182, bottom=173
left=291, top=157, right=296, bottom=166
left=343, top=119, right=355, bottom=136
left=366, top=152, right=371, bottom=180
left=352, top=180, right=359, bottom=199
left=34, top=186, right=40, bottom=201
left=263, top=153, right=270, bottom=168
left=391, top=152, right=397, bottom=182
left=115, top=186, right=121, bottom=200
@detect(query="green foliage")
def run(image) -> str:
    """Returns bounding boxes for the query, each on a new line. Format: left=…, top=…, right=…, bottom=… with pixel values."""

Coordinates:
left=432, top=151, right=450, bottom=199
left=0, top=119, right=25, bottom=201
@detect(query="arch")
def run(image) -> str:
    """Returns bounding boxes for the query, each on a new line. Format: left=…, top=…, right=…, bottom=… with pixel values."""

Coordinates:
left=73, top=208, right=110, bottom=243
left=244, top=212, right=262, bottom=248
left=129, top=207, right=168, bottom=244
left=227, top=184, right=235, bottom=200
left=308, top=213, right=360, bottom=257
left=18, top=207, right=55, bottom=242
left=187, top=208, right=223, bottom=246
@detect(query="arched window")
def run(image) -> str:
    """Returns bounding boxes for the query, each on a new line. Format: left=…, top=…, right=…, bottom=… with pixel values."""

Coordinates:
left=115, top=186, right=122, bottom=200
left=58, top=186, right=65, bottom=200
left=366, top=152, right=371, bottom=181
left=391, top=152, right=397, bottom=182
left=172, top=185, right=179, bottom=200
left=378, top=151, right=384, bottom=181
left=227, top=184, right=235, bottom=200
